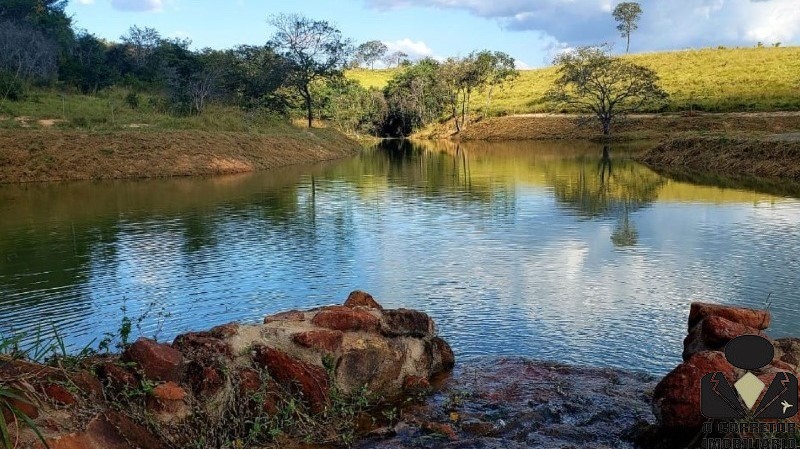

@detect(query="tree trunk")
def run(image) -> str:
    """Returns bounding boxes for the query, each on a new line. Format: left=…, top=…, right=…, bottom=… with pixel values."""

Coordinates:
left=303, top=84, right=313, bottom=128
left=626, top=27, right=631, bottom=54
left=602, top=116, right=612, bottom=136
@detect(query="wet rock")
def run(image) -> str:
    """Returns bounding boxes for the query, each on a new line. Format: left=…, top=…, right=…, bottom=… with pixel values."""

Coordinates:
left=652, top=351, right=734, bottom=431
left=264, top=310, right=306, bottom=324
left=422, top=422, right=458, bottom=440
left=253, top=346, right=329, bottom=413
left=123, top=338, right=183, bottom=383
left=688, top=302, right=771, bottom=330
left=431, top=337, right=455, bottom=372
left=344, top=290, right=384, bottom=310
left=312, top=306, right=381, bottom=333
left=293, top=329, right=344, bottom=353
left=380, top=309, right=435, bottom=338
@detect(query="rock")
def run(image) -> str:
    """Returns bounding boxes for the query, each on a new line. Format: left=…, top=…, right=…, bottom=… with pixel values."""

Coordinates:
left=264, top=310, right=306, bottom=324
left=431, top=337, right=456, bottom=372
left=652, top=351, right=735, bottom=431
left=236, top=368, right=262, bottom=393
left=311, top=306, right=380, bottom=333
left=253, top=346, right=329, bottom=413
left=185, top=362, right=224, bottom=396
left=403, top=376, right=432, bottom=395
left=2, top=395, right=39, bottom=421
left=104, top=411, right=166, bottom=449
left=43, top=383, right=77, bottom=406
left=123, top=338, right=183, bottom=383
left=70, top=370, right=103, bottom=400
left=774, top=338, right=800, bottom=367
left=421, top=422, right=458, bottom=440
left=701, top=315, right=765, bottom=346
left=335, top=339, right=403, bottom=395
left=97, top=362, right=136, bottom=391
left=41, top=416, right=131, bottom=449
left=688, top=302, right=771, bottom=330
left=344, top=290, right=383, bottom=310
left=172, top=331, right=233, bottom=360
left=293, top=329, right=344, bottom=353
left=380, top=309, right=435, bottom=338
left=461, top=419, right=497, bottom=437
left=147, top=382, right=189, bottom=422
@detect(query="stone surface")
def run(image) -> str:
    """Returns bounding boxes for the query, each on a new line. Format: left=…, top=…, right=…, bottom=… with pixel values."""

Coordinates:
left=264, top=310, right=305, bottom=324
left=653, top=351, right=735, bottom=431
left=42, top=384, right=77, bottom=406
left=688, top=302, right=771, bottom=330
left=172, top=331, right=233, bottom=361
left=344, top=290, right=384, bottom=310
left=104, top=411, right=166, bottom=449
left=98, top=362, right=137, bottom=390
left=41, top=416, right=131, bottom=449
left=292, top=329, right=344, bottom=352
left=774, top=337, right=800, bottom=367
left=312, top=306, right=381, bottom=333
left=701, top=315, right=765, bottom=346
left=123, top=338, right=183, bottom=383
left=380, top=309, right=435, bottom=338
left=431, top=337, right=455, bottom=371
left=253, top=345, right=330, bottom=413
left=147, top=382, right=189, bottom=422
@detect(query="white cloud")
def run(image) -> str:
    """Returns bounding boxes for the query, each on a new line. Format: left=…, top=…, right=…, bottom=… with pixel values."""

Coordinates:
left=110, top=0, right=163, bottom=12
left=77, top=0, right=95, bottom=5
left=364, top=0, right=800, bottom=52
left=384, top=38, right=435, bottom=59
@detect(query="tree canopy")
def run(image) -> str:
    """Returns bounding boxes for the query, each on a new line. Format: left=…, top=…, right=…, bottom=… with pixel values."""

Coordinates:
left=613, top=2, right=643, bottom=54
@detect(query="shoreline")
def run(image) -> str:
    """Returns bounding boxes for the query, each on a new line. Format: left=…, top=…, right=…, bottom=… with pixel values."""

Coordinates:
left=0, top=128, right=363, bottom=184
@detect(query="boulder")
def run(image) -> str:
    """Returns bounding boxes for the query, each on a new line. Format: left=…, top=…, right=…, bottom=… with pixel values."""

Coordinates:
left=146, top=382, right=189, bottom=422
left=688, top=302, right=770, bottom=330
left=311, top=306, right=380, bottom=333
left=123, top=338, right=183, bottom=383
left=253, top=346, right=330, bottom=413
left=380, top=309, right=435, bottom=338
left=344, top=290, right=383, bottom=310
left=292, top=329, right=344, bottom=353
left=42, top=384, right=77, bottom=406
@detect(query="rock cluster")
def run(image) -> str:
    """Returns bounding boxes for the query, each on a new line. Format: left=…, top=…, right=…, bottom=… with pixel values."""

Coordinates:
left=653, top=302, right=800, bottom=432
left=1, top=290, right=454, bottom=449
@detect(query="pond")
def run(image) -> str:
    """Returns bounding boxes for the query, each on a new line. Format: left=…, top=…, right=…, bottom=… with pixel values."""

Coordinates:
left=1, top=139, right=798, bottom=375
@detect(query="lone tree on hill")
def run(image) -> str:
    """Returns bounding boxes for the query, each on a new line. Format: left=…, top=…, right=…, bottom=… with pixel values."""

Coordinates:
left=546, top=45, right=667, bottom=136
left=613, top=2, right=643, bottom=54
left=268, top=13, right=352, bottom=128
left=355, top=40, right=388, bottom=69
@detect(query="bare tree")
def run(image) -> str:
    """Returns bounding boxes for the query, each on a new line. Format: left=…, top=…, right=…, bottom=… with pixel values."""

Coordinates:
left=0, top=21, right=58, bottom=103
left=120, top=25, right=161, bottom=68
left=268, top=13, right=352, bottom=128
left=383, top=51, right=408, bottom=68
left=546, top=45, right=667, bottom=136
left=613, top=2, right=643, bottom=54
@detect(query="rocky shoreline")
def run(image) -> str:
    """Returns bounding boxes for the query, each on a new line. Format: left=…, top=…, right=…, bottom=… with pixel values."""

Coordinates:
left=2, top=294, right=798, bottom=449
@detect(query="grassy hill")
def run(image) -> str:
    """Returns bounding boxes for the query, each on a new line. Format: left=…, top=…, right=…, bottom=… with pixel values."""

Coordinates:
left=347, top=46, right=800, bottom=115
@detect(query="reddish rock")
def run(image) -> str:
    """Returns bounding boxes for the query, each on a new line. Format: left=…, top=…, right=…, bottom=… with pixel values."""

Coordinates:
left=104, top=411, right=166, bottom=449
left=682, top=325, right=710, bottom=361
left=403, top=375, right=432, bottom=395
left=43, top=383, right=77, bottom=406
left=292, top=330, right=344, bottom=353
left=147, top=382, right=189, bottom=419
left=653, top=351, right=735, bottom=431
left=123, top=338, right=183, bottom=382
left=253, top=346, right=329, bottom=413
left=41, top=416, right=130, bottom=449
left=688, top=302, right=771, bottom=330
left=264, top=310, right=306, bottom=324
left=209, top=323, right=239, bottom=338
left=98, top=362, right=137, bottom=390
left=701, top=315, right=765, bottom=346
left=172, top=332, right=232, bottom=360
left=185, top=362, right=225, bottom=396
left=311, top=306, right=380, bottom=333
left=380, top=309, right=435, bottom=338
left=236, top=368, right=263, bottom=393
left=774, top=338, right=800, bottom=367
left=431, top=337, right=456, bottom=372
left=461, top=419, right=497, bottom=437
left=2, top=395, right=39, bottom=421
left=344, top=290, right=383, bottom=310
left=422, top=422, right=458, bottom=440
left=70, top=370, right=103, bottom=400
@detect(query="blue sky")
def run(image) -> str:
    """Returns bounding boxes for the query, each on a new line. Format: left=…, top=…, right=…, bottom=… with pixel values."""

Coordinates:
left=66, top=0, right=800, bottom=68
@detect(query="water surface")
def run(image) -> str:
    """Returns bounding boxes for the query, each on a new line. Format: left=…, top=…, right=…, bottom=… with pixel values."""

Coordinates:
left=1, top=140, right=798, bottom=375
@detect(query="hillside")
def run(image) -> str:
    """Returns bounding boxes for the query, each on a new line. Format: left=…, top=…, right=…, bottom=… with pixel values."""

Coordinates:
left=346, top=46, right=800, bottom=115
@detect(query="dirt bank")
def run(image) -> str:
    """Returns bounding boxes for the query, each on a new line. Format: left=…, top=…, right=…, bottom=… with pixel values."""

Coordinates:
left=419, top=112, right=800, bottom=141
left=638, top=136, right=800, bottom=181
left=0, top=128, right=362, bottom=183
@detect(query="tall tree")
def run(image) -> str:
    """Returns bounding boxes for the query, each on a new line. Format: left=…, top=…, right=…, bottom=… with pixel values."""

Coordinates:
left=546, top=45, right=667, bottom=136
left=120, top=25, right=161, bottom=68
left=613, top=2, right=643, bottom=54
left=268, top=13, right=352, bottom=127
left=474, top=50, right=518, bottom=115
left=355, top=40, right=388, bottom=70
left=383, top=51, right=408, bottom=68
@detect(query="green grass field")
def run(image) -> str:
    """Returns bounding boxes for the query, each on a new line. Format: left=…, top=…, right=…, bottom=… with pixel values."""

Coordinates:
left=347, top=46, right=800, bottom=115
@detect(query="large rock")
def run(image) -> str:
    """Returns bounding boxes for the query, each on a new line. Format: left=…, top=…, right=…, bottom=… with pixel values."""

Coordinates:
left=122, top=338, right=183, bottom=383
left=253, top=346, right=330, bottom=413
left=380, top=309, right=435, bottom=338
left=344, top=290, right=383, bottom=310
left=653, top=351, right=735, bottom=431
left=688, top=302, right=771, bottom=330
left=312, top=306, right=381, bottom=333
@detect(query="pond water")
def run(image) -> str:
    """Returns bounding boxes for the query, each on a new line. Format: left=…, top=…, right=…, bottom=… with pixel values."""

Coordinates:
left=1, top=139, right=799, bottom=375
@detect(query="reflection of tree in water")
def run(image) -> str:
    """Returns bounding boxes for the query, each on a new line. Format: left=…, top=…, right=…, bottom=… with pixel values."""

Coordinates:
left=546, top=145, right=666, bottom=247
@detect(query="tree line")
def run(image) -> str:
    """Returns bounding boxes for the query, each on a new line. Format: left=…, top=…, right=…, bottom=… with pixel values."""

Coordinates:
left=0, top=0, right=665, bottom=137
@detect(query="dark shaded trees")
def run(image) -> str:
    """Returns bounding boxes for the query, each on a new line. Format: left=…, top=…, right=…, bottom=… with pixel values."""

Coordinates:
left=613, top=2, right=643, bottom=54
left=0, top=21, right=58, bottom=102
left=268, top=13, right=352, bottom=127
left=546, top=45, right=667, bottom=136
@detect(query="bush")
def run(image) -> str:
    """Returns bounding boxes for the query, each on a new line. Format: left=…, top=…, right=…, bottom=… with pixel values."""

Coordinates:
left=125, top=91, right=140, bottom=109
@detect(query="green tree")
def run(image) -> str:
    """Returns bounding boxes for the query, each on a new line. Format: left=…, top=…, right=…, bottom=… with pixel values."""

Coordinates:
left=546, top=45, right=667, bottom=136
left=355, top=40, right=388, bottom=70
left=268, top=13, right=352, bottom=128
left=613, top=2, right=643, bottom=54
left=475, top=50, right=518, bottom=115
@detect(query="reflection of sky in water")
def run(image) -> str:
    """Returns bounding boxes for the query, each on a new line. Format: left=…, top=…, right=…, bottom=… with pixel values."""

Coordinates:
left=0, top=141, right=798, bottom=375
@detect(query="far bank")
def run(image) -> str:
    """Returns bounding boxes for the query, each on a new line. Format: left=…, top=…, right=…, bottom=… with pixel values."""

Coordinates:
left=0, top=127, right=363, bottom=183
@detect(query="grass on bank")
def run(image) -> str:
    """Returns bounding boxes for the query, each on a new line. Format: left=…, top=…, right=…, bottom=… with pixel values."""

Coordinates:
left=347, top=46, right=800, bottom=115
